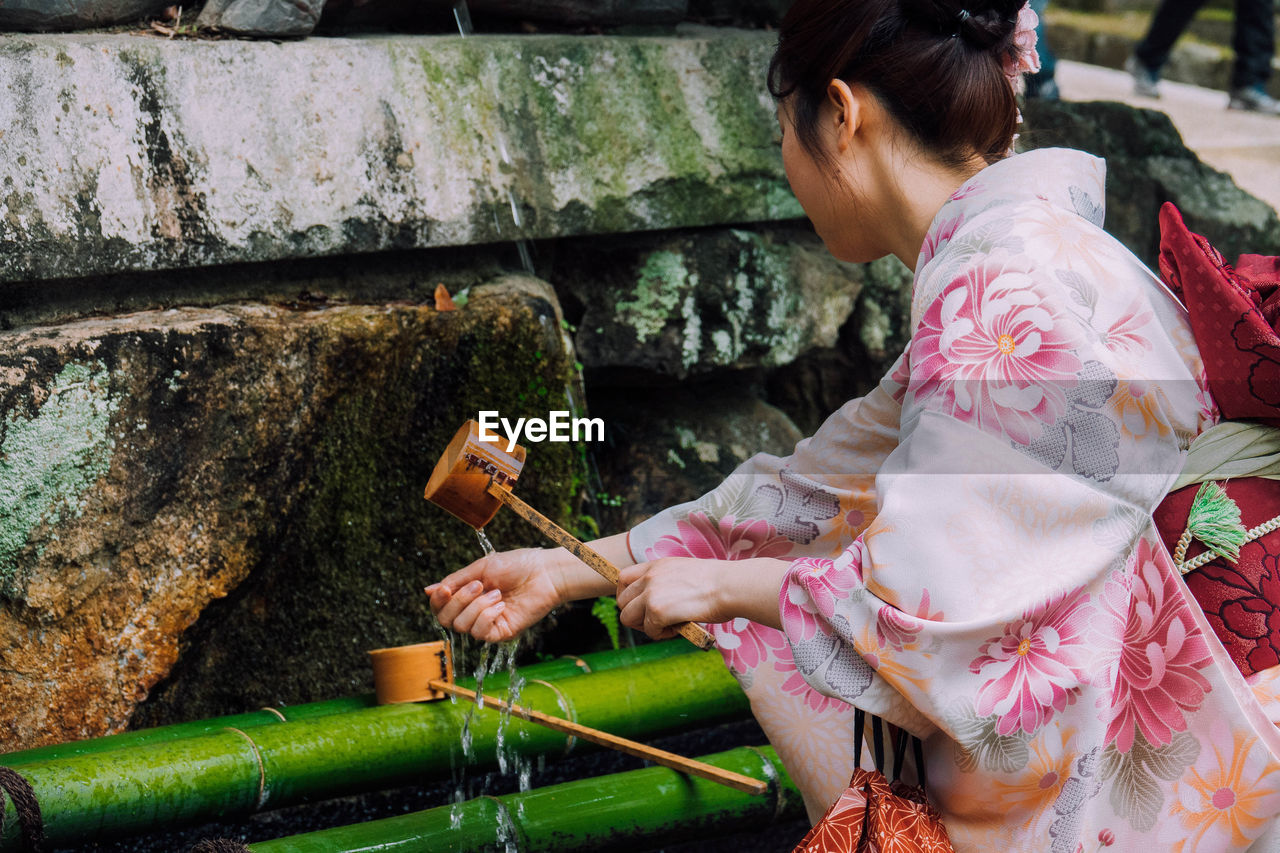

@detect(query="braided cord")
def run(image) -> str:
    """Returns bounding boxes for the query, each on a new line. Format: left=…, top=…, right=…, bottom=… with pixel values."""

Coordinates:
left=1177, top=512, right=1280, bottom=576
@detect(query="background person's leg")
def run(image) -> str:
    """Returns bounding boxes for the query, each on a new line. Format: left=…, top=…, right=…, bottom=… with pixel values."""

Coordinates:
left=1231, top=0, right=1275, bottom=90
left=1133, top=0, right=1209, bottom=73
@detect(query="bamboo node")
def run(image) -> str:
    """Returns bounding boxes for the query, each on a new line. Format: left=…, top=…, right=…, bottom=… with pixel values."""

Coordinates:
left=223, top=727, right=267, bottom=810
left=529, top=678, right=578, bottom=756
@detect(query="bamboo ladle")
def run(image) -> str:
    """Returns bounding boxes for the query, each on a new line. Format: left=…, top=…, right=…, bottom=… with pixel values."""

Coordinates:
left=423, top=419, right=715, bottom=650
left=368, top=640, right=765, bottom=795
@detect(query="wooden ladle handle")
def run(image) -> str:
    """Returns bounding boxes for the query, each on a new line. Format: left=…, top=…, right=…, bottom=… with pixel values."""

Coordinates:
left=486, top=484, right=715, bottom=650
left=428, top=679, right=763, bottom=794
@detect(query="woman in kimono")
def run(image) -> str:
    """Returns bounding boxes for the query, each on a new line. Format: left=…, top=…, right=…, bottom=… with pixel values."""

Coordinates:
left=428, top=0, right=1280, bottom=847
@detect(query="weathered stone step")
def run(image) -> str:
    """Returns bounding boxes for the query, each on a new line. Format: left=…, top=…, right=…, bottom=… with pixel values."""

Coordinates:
left=0, top=29, right=798, bottom=287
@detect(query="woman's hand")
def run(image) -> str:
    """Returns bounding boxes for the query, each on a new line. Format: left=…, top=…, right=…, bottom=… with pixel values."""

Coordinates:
left=426, top=532, right=633, bottom=643
left=426, top=548, right=567, bottom=643
left=616, top=557, right=791, bottom=639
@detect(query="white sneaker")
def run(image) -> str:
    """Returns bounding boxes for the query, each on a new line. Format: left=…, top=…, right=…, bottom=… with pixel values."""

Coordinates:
left=1126, top=56, right=1162, bottom=99
left=1228, top=86, right=1280, bottom=115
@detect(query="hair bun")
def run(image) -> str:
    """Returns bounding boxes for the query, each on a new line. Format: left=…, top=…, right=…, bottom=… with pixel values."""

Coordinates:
left=902, top=0, right=1021, bottom=50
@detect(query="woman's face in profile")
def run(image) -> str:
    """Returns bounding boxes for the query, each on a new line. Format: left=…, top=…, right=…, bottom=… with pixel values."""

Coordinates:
left=776, top=97, right=878, bottom=265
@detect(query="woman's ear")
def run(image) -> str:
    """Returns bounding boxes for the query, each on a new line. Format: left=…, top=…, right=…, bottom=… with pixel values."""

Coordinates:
left=826, top=80, right=862, bottom=153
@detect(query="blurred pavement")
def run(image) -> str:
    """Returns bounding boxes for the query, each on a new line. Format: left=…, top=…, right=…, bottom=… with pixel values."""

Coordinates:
left=1055, top=58, right=1280, bottom=213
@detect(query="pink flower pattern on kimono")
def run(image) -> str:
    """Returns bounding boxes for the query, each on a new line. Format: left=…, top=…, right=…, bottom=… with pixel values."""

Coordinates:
left=970, top=587, right=1095, bottom=736
left=1099, top=296, right=1154, bottom=359
left=950, top=180, right=985, bottom=202
left=713, top=617, right=789, bottom=676
left=647, top=511, right=792, bottom=562
left=920, top=212, right=964, bottom=269
left=1195, top=362, right=1220, bottom=428
left=876, top=589, right=942, bottom=652
left=782, top=552, right=862, bottom=643
left=1093, top=538, right=1214, bottom=753
left=910, top=250, right=1085, bottom=445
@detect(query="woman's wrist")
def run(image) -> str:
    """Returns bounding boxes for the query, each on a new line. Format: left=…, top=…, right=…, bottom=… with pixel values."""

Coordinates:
left=551, top=531, right=636, bottom=603
left=720, top=557, right=791, bottom=630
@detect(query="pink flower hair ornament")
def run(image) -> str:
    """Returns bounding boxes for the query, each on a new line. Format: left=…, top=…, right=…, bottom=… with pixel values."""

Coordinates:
left=1003, top=4, right=1042, bottom=83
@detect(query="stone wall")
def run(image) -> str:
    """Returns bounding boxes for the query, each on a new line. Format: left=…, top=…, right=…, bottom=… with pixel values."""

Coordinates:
left=1, top=18, right=1276, bottom=753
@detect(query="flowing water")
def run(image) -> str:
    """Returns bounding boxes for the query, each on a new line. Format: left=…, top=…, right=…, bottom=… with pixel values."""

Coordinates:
left=443, top=518, right=530, bottom=841
left=450, top=0, right=535, bottom=275
left=475, top=526, right=496, bottom=556
left=443, top=0, right=537, bottom=806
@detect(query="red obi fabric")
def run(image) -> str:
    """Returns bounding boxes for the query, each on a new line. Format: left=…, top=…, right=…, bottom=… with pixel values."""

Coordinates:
left=1153, top=202, right=1280, bottom=678
left=1155, top=478, right=1280, bottom=677
left=1156, top=203, right=1280, bottom=425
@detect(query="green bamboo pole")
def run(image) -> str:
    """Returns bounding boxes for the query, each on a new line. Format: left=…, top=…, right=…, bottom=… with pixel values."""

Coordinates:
left=0, top=649, right=746, bottom=850
left=1, top=640, right=693, bottom=768
left=249, top=745, right=802, bottom=852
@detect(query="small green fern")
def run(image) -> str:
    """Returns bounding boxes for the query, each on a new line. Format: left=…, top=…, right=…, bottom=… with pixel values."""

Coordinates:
left=591, top=596, right=621, bottom=650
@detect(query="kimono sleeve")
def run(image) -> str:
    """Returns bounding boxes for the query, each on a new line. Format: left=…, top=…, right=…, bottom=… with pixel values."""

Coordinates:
left=626, top=359, right=906, bottom=565
left=779, top=247, right=1202, bottom=737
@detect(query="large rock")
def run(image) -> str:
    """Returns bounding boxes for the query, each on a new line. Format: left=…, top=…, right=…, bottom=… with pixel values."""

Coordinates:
left=197, top=0, right=326, bottom=37
left=0, top=0, right=168, bottom=31
left=0, top=30, right=797, bottom=286
left=0, top=277, right=585, bottom=749
left=555, top=227, right=859, bottom=381
left=1022, top=99, right=1280, bottom=264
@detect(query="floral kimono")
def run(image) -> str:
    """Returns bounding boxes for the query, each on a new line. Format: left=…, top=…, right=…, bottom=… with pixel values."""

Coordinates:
left=627, top=148, right=1280, bottom=851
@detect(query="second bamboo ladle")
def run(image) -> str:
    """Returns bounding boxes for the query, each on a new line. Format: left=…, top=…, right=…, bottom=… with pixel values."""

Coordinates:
left=424, top=419, right=715, bottom=650
left=368, top=640, right=765, bottom=795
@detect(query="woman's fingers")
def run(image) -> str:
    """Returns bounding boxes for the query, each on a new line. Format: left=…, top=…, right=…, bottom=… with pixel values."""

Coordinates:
left=435, top=579, right=486, bottom=628
left=617, top=563, right=645, bottom=586
left=615, top=562, right=648, bottom=610
left=617, top=594, right=644, bottom=632
left=453, top=588, right=503, bottom=635
left=619, top=585, right=667, bottom=640
left=474, top=601, right=510, bottom=643
left=626, top=599, right=677, bottom=641
left=426, top=559, right=491, bottom=618
left=425, top=582, right=454, bottom=615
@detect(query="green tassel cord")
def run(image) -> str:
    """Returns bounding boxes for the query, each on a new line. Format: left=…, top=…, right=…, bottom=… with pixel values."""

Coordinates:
left=1187, top=481, right=1248, bottom=562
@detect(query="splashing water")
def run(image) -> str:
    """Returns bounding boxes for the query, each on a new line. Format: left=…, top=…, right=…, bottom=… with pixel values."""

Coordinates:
left=495, top=800, right=521, bottom=853
left=475, top=526, right=496, bottom=556
left=449, top=792, right=465, bottom=830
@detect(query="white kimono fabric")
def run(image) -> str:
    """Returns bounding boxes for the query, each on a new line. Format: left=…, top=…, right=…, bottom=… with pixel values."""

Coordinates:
left=629, top=148, right=1280, bottom=850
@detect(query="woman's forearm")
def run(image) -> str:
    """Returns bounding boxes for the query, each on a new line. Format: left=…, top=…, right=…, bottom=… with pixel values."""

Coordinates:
left=553, top=531, right=637, bottom=602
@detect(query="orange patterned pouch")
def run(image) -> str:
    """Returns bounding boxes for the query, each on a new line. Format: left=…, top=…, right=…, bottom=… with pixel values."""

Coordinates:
left=794, top=709, right=954, bottom=853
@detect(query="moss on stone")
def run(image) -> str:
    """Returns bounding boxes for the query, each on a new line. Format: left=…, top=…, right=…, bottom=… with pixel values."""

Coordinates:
left=0, top=360, right=116, bottom=595
left=617, top=250, right=691, bottom=344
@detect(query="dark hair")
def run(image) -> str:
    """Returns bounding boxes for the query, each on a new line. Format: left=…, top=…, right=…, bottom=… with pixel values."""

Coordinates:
left=770, top=0, right=1027, bottom=169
